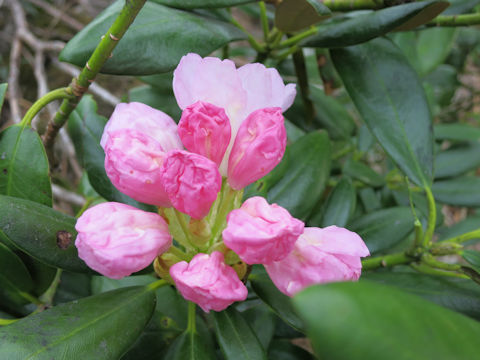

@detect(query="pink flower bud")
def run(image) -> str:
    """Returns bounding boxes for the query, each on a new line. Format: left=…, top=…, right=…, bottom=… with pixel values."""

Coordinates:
left=100, top=102, right=182, bottom=152
left=222, top=197, right=304, bottom=264
left=161, top=150, right=221, bottom=219
left=75, top=202, right=172, bottom=279
left=265, top=226, right=370, bottom=297
left=104, top=129, right=171, bottom=207
left=170, top=251, right=248, bottom=312
left=178, top=101, right=231, bottom=167
left=227, top=108, right=286, bottom=190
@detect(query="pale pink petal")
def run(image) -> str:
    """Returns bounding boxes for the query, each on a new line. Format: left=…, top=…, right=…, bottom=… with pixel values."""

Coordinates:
left=75, top=202, right=172, bottom=279
left=100, top=102, right=182, bottom=151
left=170, top=251, right=248, bottom=312
left=173, top=53, right=246, bottom=125
left=104, top=129, right=171, bottom=207
left=265, top=226, right=369, bottom=297
left=222, top=197, right=304, bottom=264
left=237, top=63, right=296, bottom=118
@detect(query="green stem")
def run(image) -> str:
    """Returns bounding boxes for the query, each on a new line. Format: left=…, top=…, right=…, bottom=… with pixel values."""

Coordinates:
left=19, top=291, right=43, bottom=306
left=187, top=301, right=196, bottom=333
left=259, top=1, right=270, bottom=41
left=428, top=13, right=480, bottom=27
left=167, top=245, right=190, bottom=261
left=44, top=0, right=147, bottom=160
left=147, top=279, right=168, bottom=291
left=277, top=26, right=317, bottom=49
left=411, top=263, right=469, bottom=278
left=0, top=318, right=18, bottom=326
left=322, top=0, right=385, bottom=11
left=20, top=88, right=73, bottom=128
left=39, top=269, right=63, bottom=306
left=421, top=254, right=462, bottom=271
left=229, top=17, right=265, bottom=53
left=275, top=45, right=300, bottom=62
left=361, top=252, right=413, bottom=270
left=174, top=209, right=195, bottom=249
left=76, top=198, right=93, bottom=218
left=442, top=228, right=480, bottom=244
left=422, top=186, right=436, bottom=247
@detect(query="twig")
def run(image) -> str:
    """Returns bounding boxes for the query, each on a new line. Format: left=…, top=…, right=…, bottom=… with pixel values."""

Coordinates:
left=52, top=184, right=86, bottom=207
left=27, top=0, right=84, bottom=31
left=7, top=34, right=22, bottom=123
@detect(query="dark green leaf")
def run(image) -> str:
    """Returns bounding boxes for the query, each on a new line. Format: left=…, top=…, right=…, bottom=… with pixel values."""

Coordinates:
left=304, top=1, right=448, bottom=48
left=164, top=329, right=216, bottom=360
left=151, top=0, right=257, bottom=8
left=0, top=83, right=7, bottom=113
left=443, top=0, right=480, bottom=15
left=348, top=207, right=414, bottom=254
left=242, top=304, right=276, bottom=350
left=0, top=286, right=156, bottom=359
left=434, top=124, right=480, bottom=141
left=310, top=86, right=355, bottom=140
left=67, top=96, right=155, bottom=211
left=358, top=188, right=381, bottom=213
left=364, top=269, right=480, bottom=320
left=0, top=125, right=52, bottom=206
left=212, top=307, right=267, bottom=360
left=267, top=131, right=331, bottom=220
left=343, top=158, right=384, bottom=187
left=423, top=64, right=459, bottom=109
left=0, top=242, right=34, bottom=307
left=293, top=281, right=480, bottom=360
left=462, top=250, right=480, bottom=274
left=309, top=177, right=356, bottom=227
left=331, top=37, right=433, bottom=187
left=268, top=340, right=314, bottom=360
left=275, top=0, right=330, bottom=32
left=433, top=177, right=480, bottom=207
left=417, top=28, right=457, bottom=75
left=54, top=272, right=92, bottom=304
left=0, top=195, right=90, bottom=273
left=59, top=1, right=245, bottom=75
left=322, top=178, right=356, bottom=227
left=435, top=143, right=480, bottom=179
left=18, top=254, right=56, bottom=297
left=249, top=271, right=304, bottom=332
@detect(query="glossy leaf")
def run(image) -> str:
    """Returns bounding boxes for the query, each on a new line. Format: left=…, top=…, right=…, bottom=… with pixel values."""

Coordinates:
left=304, top=1, right=448, bottom=48
left=242, top=304, right=276, bottom=350
left=434, top=124, right=480, bottom=141
left=59, top=1, right=245, bottom=75
left=249, top=271, right=304, bottom=332
left=348, top=207, right=414, bottom=254
left=268, top=340, right=314, bottom=360
left=164, top=329, right=216, bottom=360
left=267, top=131, right=331, bottom=220
left=0, top=83, right=7, bottom=113
left=320, top=177, right=356, bottom=227
left=0, top=286, right=156, bottom=359
left=433, top=177, right=480, bottom=207
left=463, top=250, right=480, bottom=274
left=434, top=144, right=480, bottom=179
left=417, top=28, right=457, bottom=75
left=0, top=125, right=52, bottom=206
left=293, top=281, right=480, bottom=360
left=67, top=96, right=155, bottom=211
left=212, top=307, right=267, bottom=360
left=151, top=0, right=257, bottom=8
left=331, top=37, right=433, bottom=187
left=343, top=158, right=384, bottom=187
left=0, top=242, right=34, bottom=307
left=310, top=86, right=355, bottom=140
left=275, top=0, right=330, bottom=32
left=364, top=269, right=480, bottom=320
left=129, top=85, right=181, bottom=120
left=0, top=195, right=90, bottom=273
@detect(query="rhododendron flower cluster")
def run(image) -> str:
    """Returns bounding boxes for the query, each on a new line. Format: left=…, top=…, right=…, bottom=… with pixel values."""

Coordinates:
left=75, top=53, right=370, bottom=312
